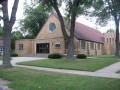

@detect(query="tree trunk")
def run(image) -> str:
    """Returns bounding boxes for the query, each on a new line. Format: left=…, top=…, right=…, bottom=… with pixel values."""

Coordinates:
left=67, top=38, right=75, bottom=60
left=2, top=26, right=12, bottom=68
left=67, top=8, right=77, bottom=60
left=115, top=17, right=120, bottom=57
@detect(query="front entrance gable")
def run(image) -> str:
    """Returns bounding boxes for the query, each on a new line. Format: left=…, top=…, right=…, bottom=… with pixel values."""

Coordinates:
left=36, top=15, right=64, bottom=39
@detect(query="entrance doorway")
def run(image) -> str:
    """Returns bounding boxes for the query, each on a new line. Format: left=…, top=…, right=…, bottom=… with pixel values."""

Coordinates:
left=36, top=43, right=50, bottom=54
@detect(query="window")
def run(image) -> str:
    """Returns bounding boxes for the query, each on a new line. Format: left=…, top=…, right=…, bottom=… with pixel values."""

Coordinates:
left=91, top=42, right=94, bottom=50
left=97, top=43, right=101, bottom=50
left=110, top=38, right=111, bottom=43
left=95, top=43, right=97, bottom=50
left=112, top=38, right=114, bottom=42
left=81, top=40, right=86, bottom=49
left=49, top=22, right=56, bottom=33
left=107, top=38, right=109, bottom=43
left=19, top=44, right=23, bottom=50
left=55, top=43, right=61, bottom=48
left=0, top=47, right=3, bottom=52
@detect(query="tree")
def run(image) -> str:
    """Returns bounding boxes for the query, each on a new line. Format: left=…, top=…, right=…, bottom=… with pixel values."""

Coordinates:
left=0, top=0, right=4, bottom=3
left=0, top=25, right=3, bottom=39
left=107, top=29, right=115, bottom=33
left=41, top=0, right=92, bottom=60
left=92, top=0, right=120, bottom=57
left=1, top=0, right=19, bottom=68
left=19, top=2, right=52, bottom=38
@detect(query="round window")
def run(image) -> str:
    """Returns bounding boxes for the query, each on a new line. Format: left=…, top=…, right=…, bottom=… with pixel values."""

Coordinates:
left=49, top=22, right=56, bottom=33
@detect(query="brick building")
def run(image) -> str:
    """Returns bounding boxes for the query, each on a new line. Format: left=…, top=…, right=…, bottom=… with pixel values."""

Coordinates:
left=15, top=14, right=104, bottom=56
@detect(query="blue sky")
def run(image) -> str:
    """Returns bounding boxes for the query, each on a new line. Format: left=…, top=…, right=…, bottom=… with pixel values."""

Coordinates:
left=8, top=0, right=115, bottom=33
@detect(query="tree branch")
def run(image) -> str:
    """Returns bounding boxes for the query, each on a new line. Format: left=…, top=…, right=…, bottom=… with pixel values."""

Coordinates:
left=49, top=0, right=69, bottom=40
left=10, top=0, right=19, bottom=28
left=2, top=0, right=9, bottom=23
left=0, top=16, right=3, bottom=20
left=106, top=0, right=115, bottom=16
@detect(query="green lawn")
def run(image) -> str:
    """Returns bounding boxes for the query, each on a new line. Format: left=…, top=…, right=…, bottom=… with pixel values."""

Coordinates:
left=0, top=56, right=3, bottom=60
left=0, top=68, right=120, bottom=90
left=18, top=55, right=120, bottom=71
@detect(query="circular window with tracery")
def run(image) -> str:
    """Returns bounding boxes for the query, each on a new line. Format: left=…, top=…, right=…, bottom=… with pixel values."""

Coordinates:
left=49, top=22, right=56, bottom=33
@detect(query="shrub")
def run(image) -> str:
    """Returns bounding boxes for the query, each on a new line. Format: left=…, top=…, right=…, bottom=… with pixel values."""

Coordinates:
left=76, top=54, right=87, bottom=59
left=11, top=53, right=18, bottom=57
left=48, top=53, right=62, bottom=59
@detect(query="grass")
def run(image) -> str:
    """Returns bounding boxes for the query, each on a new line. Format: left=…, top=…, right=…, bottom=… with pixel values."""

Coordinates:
left=17, top=55, right=120, bottom=72
left=0, top=56, right=3, bottom=60
left=0, top=68, right=120, bottom=90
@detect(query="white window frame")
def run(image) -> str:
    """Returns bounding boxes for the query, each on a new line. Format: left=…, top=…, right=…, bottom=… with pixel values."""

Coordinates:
left=55, top=42, right=61, bottom=48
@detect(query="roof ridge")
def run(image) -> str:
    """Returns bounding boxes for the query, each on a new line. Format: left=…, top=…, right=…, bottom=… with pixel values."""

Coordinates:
left=75, top=22, right=101, bottom=33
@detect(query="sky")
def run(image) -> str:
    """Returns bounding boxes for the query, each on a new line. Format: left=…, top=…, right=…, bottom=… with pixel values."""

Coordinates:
left=8, top=0, right=115, bottom=33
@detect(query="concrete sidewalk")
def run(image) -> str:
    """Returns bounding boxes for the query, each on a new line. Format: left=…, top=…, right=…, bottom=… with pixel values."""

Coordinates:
left=0, top=57, right=46, bottom=66
left=96, top=62, right=120, bottom=73
left=15, top=64, right=120, bottom=79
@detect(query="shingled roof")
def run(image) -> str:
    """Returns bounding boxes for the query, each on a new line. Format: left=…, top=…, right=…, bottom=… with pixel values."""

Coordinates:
left=0, top=40, right=3, bottom=46
left=75, top=22, right=104, bottom=43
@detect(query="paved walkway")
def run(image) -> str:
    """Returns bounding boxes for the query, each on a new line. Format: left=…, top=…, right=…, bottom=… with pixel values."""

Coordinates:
left=0, top=57, right=47, bottom=65
left=96, top=62, right=120, bottom=73
left=0, top=57, right=120, bottom=79
left=0, top=79, right=13, bottom=90
left=15, top=64, right=120, bottom=79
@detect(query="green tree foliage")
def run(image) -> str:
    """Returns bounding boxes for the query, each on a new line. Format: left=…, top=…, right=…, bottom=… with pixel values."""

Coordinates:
left=20, top=2, right=52, bottom=38
left=12, top=31, right=23, bottom=40
left=91, top=0, right=120, bottom=56
left=107, top=29, right=115, bottom=33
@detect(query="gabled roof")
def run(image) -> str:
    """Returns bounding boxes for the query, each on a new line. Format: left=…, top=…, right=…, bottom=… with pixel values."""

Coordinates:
left=75, top=22, right=104, bottom=43
left=0, top=40, right=3, bottom=46
left=51, top=13, right=104, bottom=43
left=41, top=14, right=104, bottom=43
